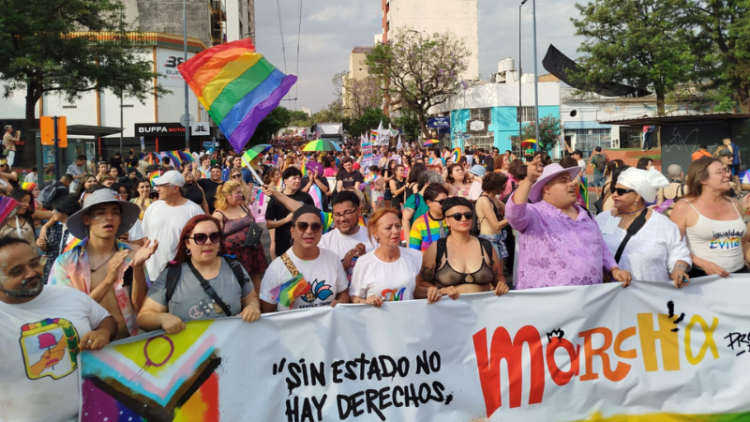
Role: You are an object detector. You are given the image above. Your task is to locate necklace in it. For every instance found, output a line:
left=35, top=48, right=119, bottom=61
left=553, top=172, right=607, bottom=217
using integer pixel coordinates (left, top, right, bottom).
left=88, top=247, right=119, bottom=272
left=617, top=205, right=646, bottom=215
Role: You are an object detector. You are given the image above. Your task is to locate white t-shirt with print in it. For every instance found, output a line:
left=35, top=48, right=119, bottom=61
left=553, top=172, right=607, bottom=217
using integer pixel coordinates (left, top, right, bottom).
left=350, top=247, right=422, bottom=302
left=0, top=286, right=110, bottom=422
left=319, top=227, right=378, bottom=282
left=260, top=248, right=349, bottom=311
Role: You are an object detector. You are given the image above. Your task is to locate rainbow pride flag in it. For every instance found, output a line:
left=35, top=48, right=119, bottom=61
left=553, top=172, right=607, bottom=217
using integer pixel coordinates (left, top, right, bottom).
left=0, top=196, right=18, bottom=225
left=578, top=177, right=589, bottom=209
left=269, top=274, right=311, bottom=307
left=178, top=38, right=297, bottom=153
left=149, top=171, right=160, bottom=187
left=321, top=211, right=335, bottom=234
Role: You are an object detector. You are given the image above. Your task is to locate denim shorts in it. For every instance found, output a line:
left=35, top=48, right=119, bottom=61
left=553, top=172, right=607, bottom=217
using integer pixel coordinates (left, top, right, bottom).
left=479, top=232, right=509, bottom=260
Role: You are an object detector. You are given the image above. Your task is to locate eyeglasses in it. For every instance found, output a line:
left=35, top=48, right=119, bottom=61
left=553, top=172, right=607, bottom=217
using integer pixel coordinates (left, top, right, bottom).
left=231, top=175, right=242, bottom=179
left=188, top=232, right=221, bottom=245
left=333, top=209, right=357, bottom=219
left=610, top=187, right=636, bottom=196
left=232, top=193, right=245, bottom=198
left=295, top=222, right=323, bottom=232
left=447, top=212, right=473, bottom=221
left=434, top=199, right=446, bottom=205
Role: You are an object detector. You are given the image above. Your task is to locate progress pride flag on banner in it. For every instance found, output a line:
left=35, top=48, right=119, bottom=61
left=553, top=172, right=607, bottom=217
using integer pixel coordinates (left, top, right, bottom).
left=80, top=277, right=750, bottom=421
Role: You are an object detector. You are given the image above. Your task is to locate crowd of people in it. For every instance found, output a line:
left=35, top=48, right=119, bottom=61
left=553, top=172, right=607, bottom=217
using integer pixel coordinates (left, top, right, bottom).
left=2, top=136, right=749, bottom=422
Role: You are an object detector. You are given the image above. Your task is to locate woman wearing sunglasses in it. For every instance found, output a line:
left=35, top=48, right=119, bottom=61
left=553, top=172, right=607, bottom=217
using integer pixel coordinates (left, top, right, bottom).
left=596, top=167, right=691, bottom=287
left=213, top=181, right=267, bottom=293
left=138, top=215, right=261, bottom=334
left=260, top=205, right=350, bottom=313
left=415, top=197, right=509, bottom=303
left=229, top=168, right=254, bottom=206
left=350, top=208, right=422, bottom=306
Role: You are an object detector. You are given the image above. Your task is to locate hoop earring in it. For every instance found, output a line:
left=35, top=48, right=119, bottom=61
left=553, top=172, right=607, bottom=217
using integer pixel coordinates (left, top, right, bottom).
left=186, top=249, right=191, bottom=256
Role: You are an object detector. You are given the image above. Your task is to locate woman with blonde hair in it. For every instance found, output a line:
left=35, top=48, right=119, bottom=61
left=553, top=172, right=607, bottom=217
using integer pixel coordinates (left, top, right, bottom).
left=229, top=167, right=254, bottom=206
left=282, top=154, right=297, bottom=171
left=212, top=181, right=267, bottom=291
left=350, top=208, right=423, bottom=306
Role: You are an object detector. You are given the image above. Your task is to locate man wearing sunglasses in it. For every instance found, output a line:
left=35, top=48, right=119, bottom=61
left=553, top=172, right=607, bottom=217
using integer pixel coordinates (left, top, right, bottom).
left=319, top=191, right=377, bottom=282
left=143, top=171, right=204, bottom=279
left=505, top=156, right=632, bottom=290
left=260, top=205, right=349, bottom=312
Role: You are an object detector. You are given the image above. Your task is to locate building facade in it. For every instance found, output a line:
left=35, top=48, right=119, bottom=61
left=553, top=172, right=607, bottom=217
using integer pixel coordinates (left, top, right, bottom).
left=376, top=0, right=479, bottom=82
left=430, top=59, right=560, bottom=153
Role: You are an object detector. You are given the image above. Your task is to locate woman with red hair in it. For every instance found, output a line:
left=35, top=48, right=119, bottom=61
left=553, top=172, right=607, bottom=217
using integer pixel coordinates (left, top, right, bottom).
left=350, top=208, right=423, bottom=306
left=137, top=215, right=261, bottom=334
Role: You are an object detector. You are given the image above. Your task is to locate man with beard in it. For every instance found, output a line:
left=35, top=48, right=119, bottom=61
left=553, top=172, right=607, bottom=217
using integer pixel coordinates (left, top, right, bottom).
left=49, top=189, right=158, bottom=339
left=265, top=167, right=315, bottom=257
left=319, top=191, right=378, bottom=282
left=0, top=237, right=116, bottom=422
left=197, top=165, right=225, bottom=213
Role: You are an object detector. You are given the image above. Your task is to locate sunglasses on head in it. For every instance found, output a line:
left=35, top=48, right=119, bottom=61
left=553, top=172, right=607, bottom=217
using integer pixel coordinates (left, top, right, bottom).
left=610, top=187, right=636, bottom=196
left=295, top=222, right=323, bottom=232
left=447, top=212, right=473, bottom=221
left=188, top=232, right=221, bottom=245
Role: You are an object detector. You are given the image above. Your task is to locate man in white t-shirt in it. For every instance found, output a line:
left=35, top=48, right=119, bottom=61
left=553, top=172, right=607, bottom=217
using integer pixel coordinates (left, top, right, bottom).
left=319, top=191, right=378, bottom=282
left=142, top=171, right=204, bottom=278
left=0, top=238, right=116, bottom=422
left=260, top=205, right=350, bottom=312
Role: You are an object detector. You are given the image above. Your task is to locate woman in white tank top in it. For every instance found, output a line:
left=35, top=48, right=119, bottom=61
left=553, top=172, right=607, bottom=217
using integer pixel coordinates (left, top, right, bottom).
left=670, top=158, right=749, bottom=277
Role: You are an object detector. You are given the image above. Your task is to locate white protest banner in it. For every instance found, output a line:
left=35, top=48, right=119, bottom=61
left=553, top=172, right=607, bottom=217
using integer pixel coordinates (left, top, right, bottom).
left=80, top=278, right=750, bottom=421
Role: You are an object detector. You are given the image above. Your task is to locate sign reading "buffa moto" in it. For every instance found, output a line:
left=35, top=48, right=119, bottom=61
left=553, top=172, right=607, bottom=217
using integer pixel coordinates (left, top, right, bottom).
left=135, top=123, right=186, bottom=137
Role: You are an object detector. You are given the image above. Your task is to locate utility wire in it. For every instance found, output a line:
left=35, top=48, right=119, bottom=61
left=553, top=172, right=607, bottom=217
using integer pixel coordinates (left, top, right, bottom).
left=275, top=0, right=288, bottom=74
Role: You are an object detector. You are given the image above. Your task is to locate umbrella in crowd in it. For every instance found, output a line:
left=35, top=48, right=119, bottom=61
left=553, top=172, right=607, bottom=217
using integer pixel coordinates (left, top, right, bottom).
left=242, top=144, right=273, bottom=168
left=522, top=139, right=538, bottom=149
left=302, top=139, right=341, bottom=152
left=423, top=139, right=439, bottom=147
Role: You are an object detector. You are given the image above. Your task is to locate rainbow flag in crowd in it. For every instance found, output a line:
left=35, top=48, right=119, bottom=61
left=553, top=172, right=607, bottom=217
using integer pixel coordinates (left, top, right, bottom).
left=577, top=177, right=589, bottom=209
left=166, top=151, right=183, bottom=169
left=149, top=171, right=160, bottom=187
left=62, top=236, right=82, bottom=253
left=269, top=274, right=311, bottom=307
left=178, top=38, right=297, bottom=152
left=364, top=172, right=378, bottom=184
left=0, top=196, right=18, bottom=225
left=321, top=211, right=335, bottom=234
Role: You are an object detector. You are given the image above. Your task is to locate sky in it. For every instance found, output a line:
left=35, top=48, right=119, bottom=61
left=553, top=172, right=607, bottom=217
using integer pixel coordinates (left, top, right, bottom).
left=255, top=0, right=585, bottom=113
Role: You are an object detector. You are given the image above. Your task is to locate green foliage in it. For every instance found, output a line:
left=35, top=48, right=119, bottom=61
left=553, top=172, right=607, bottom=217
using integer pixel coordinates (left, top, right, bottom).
left=366, top=28, right=470, bottom=138
left=348, top=107, right=390, bottom=137
left=0, top=0, right=165, bottom=164
left=393, top=111, right=421, bottom=140
left=571, top=0, right=695, bottom=115
left=248, top=106, right=291, bottom=147
left=520, top=116, right=561, bottom=151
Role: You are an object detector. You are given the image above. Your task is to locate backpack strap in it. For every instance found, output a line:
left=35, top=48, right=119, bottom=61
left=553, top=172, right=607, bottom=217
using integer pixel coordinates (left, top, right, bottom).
left=613, top=207, right=649, bottom=263
left=477, top=237, right=494, bottom=267
left=186, top=259, right=233, bottom=317
left=435, top=237, right=448, bottom=268
left=165, top=264, right=182, bottom=305
left=223, top=255, right=249, bottom=289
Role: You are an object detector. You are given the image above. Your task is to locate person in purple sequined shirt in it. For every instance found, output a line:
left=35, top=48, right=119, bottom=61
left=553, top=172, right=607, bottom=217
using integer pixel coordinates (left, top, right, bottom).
left=506, top=156, right=632, bottom=290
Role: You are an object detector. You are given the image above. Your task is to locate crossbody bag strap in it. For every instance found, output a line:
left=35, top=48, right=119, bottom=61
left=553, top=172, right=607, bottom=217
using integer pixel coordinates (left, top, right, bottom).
left=280, top=252, right=300, bottom=277
left=186, top=260, right=233, bottom=317
left=614, top=208, right=649, bottom=263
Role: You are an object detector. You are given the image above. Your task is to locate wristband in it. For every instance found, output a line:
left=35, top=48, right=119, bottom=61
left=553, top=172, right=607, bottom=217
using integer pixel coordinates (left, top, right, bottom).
left=674, top=263, right=688, bottom=271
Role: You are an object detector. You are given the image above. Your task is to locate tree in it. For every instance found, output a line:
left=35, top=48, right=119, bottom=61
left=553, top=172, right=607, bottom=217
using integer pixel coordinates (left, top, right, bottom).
left=343, top=75, right=384, bottom=119
left=366, top=28, right=470, bottom=138
left=685, top=0, right=750, bottom=111
left=348, top=107, right=390, bottom=138
left=520, top=116, right=561, bottom=151
left=0, top=0, right=165, bottom=166
left=393, top=111, right=421, bottom=140
left=249, top=106, right=291, bottom=146
left=571, top=0, right=695, bottom=115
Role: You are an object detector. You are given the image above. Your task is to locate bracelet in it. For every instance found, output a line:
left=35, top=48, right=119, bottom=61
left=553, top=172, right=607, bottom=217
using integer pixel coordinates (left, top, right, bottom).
left=674, top=263, right=688, bottom=271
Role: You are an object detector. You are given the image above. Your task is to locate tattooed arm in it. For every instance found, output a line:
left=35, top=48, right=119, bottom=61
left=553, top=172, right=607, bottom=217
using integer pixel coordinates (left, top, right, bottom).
left=414, top=242, right=439, bottom=300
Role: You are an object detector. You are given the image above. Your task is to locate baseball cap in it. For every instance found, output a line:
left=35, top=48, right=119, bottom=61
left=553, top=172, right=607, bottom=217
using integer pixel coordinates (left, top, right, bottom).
left=153, top=170, right=185, bottom=187
left=719, top=148, right=733, bottom=157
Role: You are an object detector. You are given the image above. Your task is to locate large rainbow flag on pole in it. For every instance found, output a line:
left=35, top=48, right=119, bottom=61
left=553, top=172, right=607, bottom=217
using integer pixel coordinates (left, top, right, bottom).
left=178, top=38, right=297, bottom=153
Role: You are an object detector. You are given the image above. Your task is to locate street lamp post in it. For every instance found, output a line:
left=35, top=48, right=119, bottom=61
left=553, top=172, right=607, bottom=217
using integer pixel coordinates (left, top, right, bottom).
left=183, top=0, right=190, bottom=150
left=519, top=0, right=527, bottom=155
left=532, top=0, right=541, bottom=146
